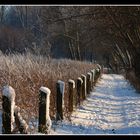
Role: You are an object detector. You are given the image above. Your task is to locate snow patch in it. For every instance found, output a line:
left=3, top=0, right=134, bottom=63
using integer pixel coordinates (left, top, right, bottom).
left=96, top=68, right=100, bottom=72
left=40, top=87, right=51, bottom=95
left=45, top=88, right=51, bottom=120
left=77, top=77, right=83, bottom=84
left=81, top=74, right=86, bottom=78
left=91, top=69, right=95, bottom=73
left=68, top=79, right=75, bottom=88
left=96, top=64, right=102, bottom=70
left=2, top=85, right=15, bottom=100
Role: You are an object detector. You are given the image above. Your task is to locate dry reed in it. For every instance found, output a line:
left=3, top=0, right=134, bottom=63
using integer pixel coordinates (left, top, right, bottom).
left=0, top=51, right=96, bottom=131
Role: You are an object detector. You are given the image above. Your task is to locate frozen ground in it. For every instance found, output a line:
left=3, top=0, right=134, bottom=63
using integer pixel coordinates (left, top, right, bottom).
left=51, top=74, right=140, bottom=135
left=1, top=74, right=140, bottom=135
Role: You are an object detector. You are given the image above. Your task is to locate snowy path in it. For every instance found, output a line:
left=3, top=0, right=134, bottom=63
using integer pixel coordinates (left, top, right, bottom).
left=51, top=74, right=140, bottom=135
left=1, top=74, right=140, bottom=134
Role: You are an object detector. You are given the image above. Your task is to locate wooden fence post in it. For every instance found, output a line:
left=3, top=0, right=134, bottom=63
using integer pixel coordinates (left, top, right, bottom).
left=38, top=87, right=51, bottom=134
left=91, top=69, right=95, bottom=87
left=94, top=68, right=99, bottom=83
left=76, top=77, right=83, bottom=106
left=2, top=85, right=15, bottom=134
left=81, top=74, right=86, bottom=100
left=87, top=72, right=92, bottom=95
left=96, top=64, right=102, bottom=75
left=96, top=68, right=100, bottom=80
left=56, top=80, right=65, bottom=121
left=68, top=79, right=75, bottom=113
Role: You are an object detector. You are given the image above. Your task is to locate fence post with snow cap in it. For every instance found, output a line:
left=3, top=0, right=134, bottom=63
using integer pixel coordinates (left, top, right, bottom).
left=91, top=69, right=95, bottom=87
left=38, top=87, right=51, bottom=134
left=96, top=64, right=102, bottom=74
left=81, top=74, right=86, bottom=100
left=76, top=77, right=83, bottom=106
left=87, top=72, right=92, bottom=95
left=56, top=80, right=65, bottom=121
left=96, top=64, right=102, bottom=78
left=68, top=79, right=75, bottom=113
left=94, top=68, right=100, bottom=82
left=2, top=85, right=15, bottom=134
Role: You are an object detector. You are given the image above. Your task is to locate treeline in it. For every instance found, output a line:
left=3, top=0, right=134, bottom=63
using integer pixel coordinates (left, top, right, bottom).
left=0, top=6, right=113, bottom=62
left=1, top=6, right=140, bottom=81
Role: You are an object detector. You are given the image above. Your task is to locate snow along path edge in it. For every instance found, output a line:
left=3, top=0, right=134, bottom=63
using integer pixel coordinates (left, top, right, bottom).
left=51, top=74, right=140, bottom=134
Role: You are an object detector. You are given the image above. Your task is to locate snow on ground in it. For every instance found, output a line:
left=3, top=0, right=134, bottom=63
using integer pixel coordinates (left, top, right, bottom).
left=51, top=74, right=140, bottom=135
left=1, top=74, right=140, bottom=135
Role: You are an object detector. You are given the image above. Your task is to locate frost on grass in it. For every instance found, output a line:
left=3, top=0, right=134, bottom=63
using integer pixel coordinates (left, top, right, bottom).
left=2, top=85, right=15, bottom=131
left=57, top=80, right=65, bottom=95
left=14, top=106, right=28, bottom=134
left=68, top=79, right=75, bottom=88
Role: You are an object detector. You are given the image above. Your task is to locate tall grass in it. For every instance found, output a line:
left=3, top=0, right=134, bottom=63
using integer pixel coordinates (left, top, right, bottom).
left=0, top=52, right=95, bottom=130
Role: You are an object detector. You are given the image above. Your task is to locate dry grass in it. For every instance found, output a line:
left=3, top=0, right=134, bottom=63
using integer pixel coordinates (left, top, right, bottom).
left=0, top=52, right=96, bottom=125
